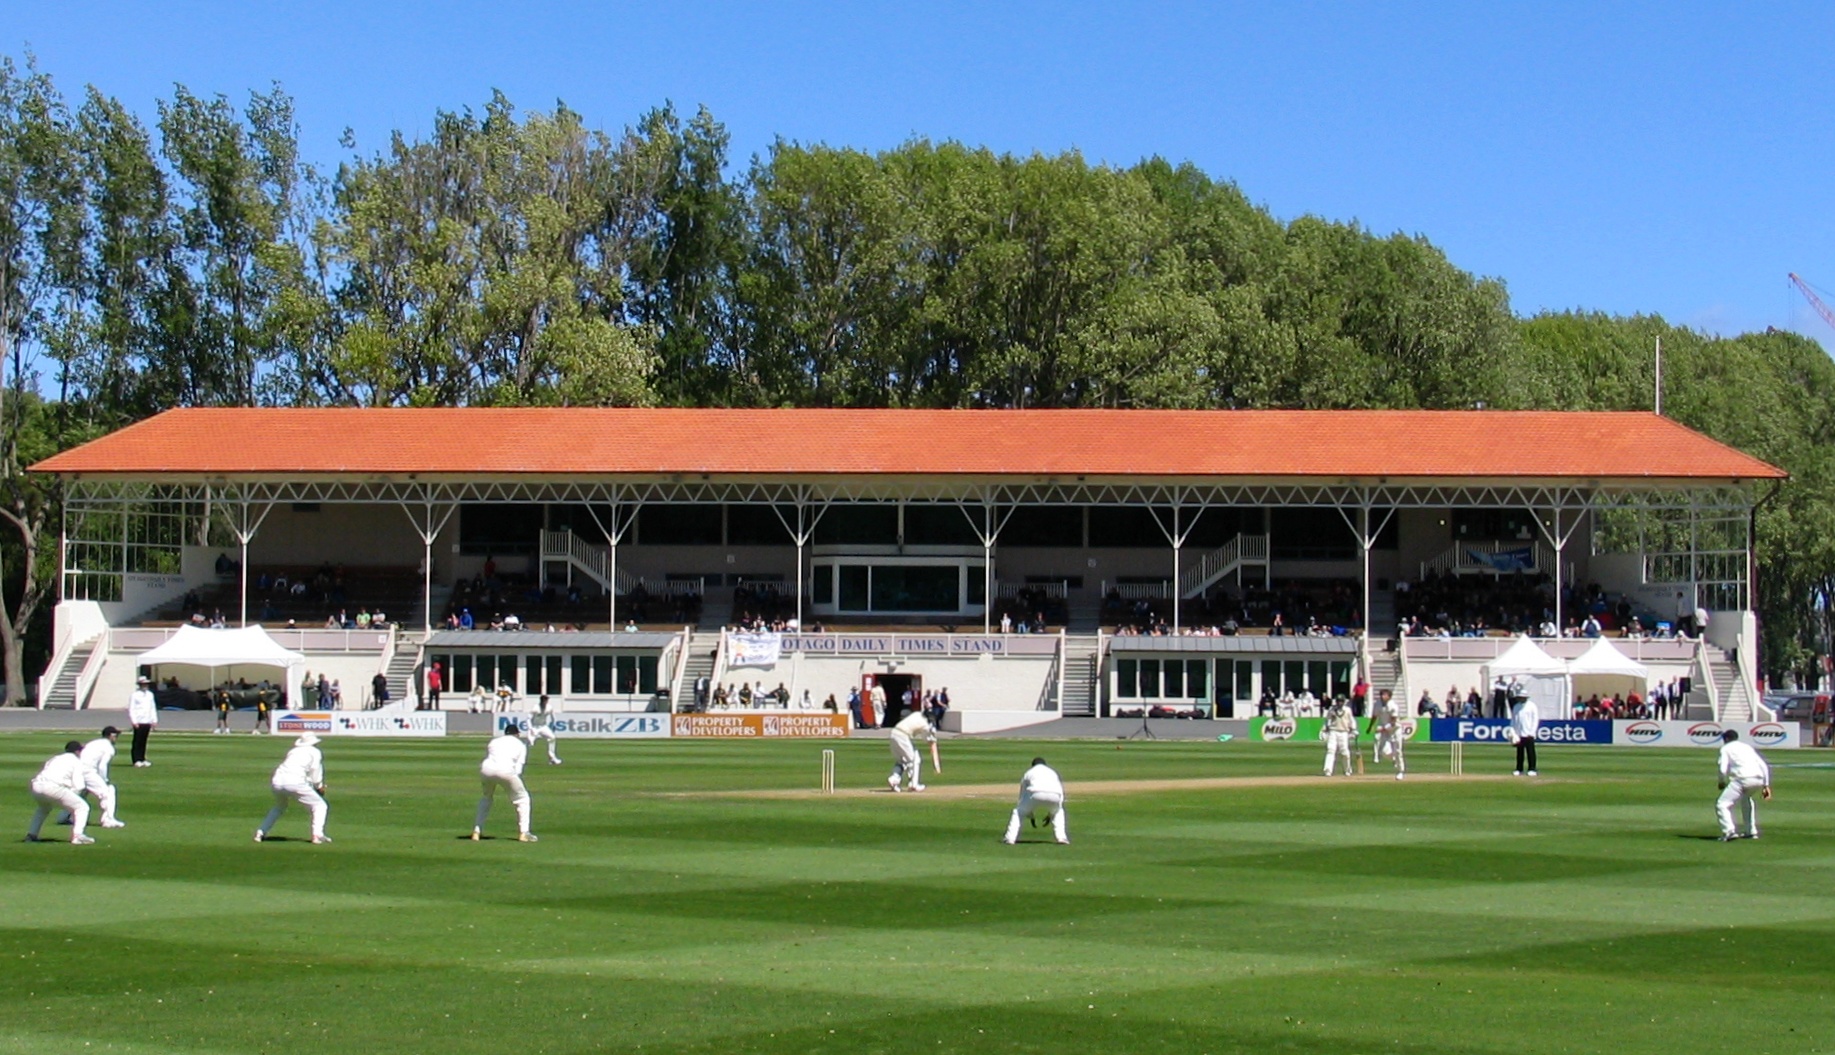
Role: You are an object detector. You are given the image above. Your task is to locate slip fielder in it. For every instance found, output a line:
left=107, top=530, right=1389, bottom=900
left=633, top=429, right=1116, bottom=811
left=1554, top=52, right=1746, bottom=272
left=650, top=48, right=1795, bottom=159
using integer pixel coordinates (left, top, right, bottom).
left=1002, top=757, right=1068, bottom=844
left=254, top=734, right=331, bottom=844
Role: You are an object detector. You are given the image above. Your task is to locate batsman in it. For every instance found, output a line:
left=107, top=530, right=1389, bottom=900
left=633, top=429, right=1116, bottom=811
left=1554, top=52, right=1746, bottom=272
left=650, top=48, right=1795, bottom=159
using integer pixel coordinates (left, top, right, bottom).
left=887, top=706, right=939, bottom=792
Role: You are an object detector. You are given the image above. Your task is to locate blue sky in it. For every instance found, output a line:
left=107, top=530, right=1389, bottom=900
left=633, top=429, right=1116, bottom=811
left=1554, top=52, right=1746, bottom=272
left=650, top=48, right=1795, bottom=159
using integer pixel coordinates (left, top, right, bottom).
left=12, top=1, right=1835, bottom=345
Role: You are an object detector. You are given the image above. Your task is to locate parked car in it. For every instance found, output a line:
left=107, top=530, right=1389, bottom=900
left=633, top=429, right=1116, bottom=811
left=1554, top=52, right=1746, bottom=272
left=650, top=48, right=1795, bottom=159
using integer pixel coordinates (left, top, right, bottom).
left=1761, top=691, right=1826, bottom=723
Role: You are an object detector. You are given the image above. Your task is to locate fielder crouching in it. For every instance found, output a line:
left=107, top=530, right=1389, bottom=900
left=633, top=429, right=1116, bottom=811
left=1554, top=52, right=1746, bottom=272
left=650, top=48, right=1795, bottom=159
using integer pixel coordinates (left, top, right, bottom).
left=1003, top=757, right=1068, bottom=844
left=887, top=707, right=937, bottom=792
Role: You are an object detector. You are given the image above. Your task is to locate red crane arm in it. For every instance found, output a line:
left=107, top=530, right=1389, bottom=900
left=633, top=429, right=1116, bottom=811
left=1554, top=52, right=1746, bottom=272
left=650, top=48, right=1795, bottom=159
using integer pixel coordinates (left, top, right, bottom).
left=1789, top=273, right=1835, bottom=334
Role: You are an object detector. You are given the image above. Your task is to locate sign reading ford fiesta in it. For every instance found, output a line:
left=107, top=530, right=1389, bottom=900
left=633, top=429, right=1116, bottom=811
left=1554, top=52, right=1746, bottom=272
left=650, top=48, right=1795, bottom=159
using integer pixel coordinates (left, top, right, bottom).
left=671, top=713, right=851, bottom=738
left=1429, top=718, right=1613, bottom=744
left=1251, top=717, right=1426, bottom=741
left=274, top=711, right=447, bottom=737
left=1615, top=720, right=1801, bottom=749
left=495, top=714, right=670, bottom=738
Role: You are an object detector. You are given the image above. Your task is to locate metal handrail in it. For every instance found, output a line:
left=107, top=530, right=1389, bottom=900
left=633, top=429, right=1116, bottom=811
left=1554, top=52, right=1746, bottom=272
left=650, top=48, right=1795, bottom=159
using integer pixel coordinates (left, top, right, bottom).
left=70, top=631, right=111, bottom=711
left=1179, top=533, right=1269, bottom=598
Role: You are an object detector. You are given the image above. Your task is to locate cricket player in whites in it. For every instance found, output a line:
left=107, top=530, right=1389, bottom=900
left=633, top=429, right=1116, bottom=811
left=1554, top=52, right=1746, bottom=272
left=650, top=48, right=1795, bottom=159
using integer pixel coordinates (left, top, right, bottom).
left=26, top=742, right=94, bottom=844
left=62, top=726, right=125, bottom=829
left=255, top=734, right=331, bottom=844
left=887, top=706, right=938, bottom=792
left=475, top=722, right=537, bottom=841
left=528, top=695, right=562, bottom=765
left=1369, top=696, right=1406, bottom=780
left=1003, top=757, right=1068, bottom=844
left=1322, top=697, right=1357, bottom=776
left=1716, top=729, right=1772, bottom=841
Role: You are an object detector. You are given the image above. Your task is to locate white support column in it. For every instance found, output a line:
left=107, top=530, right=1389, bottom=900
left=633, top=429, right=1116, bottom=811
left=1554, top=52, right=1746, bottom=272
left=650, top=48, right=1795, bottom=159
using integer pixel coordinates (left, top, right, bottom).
left=218, top=495, right=276, bottom=628
left=1337, top=498, right=1396, bottom=677
left=768, top=490, right=833, bottom=631
left=956, top=495, right=1017, bottom=634
left=585, top=492, right=640, bottom=630
left=1147, top=491, right=1210, bottom=633
left=397, top=497, right=459, bottom=638
left=1533, top=499, right=1587, bottom=636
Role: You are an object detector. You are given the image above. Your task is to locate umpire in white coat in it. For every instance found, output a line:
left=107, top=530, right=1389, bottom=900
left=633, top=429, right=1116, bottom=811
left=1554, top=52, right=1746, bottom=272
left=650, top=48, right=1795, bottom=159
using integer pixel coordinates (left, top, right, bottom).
left=1003, top=757, right=1069, bottom=844
left=1509, top=692, right=1540, bottom=776
left=26, top=741, right=94, bottom=844
left=255, top=734, right=331, bottom=844
left=127, top=675, right=157, bottom=766
left=1716, top=729, right=1772, bottom=840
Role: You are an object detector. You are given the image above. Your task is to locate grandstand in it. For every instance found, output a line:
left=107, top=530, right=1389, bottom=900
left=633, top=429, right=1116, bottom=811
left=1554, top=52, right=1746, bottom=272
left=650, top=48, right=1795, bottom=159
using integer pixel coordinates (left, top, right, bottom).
left=32, top=407, right=1782, bottom=730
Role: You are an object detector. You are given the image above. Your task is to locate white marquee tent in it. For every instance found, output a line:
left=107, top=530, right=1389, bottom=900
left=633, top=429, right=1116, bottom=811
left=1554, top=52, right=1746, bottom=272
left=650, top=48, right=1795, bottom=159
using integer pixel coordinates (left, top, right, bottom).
left=136, top=625, right=307, bottom=695
left=1482, top=635, right=1569, bottom=717
left=1565, top=637, right=1649, bottom=701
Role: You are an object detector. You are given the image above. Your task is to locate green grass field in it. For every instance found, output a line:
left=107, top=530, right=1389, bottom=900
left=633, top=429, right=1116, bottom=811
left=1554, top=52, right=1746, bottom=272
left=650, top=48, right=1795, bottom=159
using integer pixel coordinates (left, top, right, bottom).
left=1, top=732, right=1831, bottom=1054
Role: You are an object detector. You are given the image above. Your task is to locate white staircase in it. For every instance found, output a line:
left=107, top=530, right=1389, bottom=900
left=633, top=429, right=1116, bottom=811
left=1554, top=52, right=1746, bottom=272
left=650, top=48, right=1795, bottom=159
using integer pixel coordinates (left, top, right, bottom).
left=39, top=636, right=102, bottom=709
left=381, top=643, right=421, bottom=707
left=1708, top=651, right=1753, bottom=722
left=1179, top=534, right=1269, bottom=599
left=1364, top=646, right=1402, bottom=700
left=1057, top=634, right=1101, bottom=716
left=675, top=630, right=721, bottom=708
left=540, top=529, right=640, bottom=596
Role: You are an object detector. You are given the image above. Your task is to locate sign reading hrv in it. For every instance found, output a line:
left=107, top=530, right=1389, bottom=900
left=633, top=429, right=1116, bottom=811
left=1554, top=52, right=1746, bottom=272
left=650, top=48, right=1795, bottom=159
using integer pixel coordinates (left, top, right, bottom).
left=1614, top=719, right=1801, bottom=749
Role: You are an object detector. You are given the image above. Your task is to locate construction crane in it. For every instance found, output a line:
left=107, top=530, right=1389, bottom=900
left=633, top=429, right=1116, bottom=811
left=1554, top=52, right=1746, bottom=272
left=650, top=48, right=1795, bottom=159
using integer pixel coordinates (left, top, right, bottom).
left=1789, top=273, right=1835, bottom=334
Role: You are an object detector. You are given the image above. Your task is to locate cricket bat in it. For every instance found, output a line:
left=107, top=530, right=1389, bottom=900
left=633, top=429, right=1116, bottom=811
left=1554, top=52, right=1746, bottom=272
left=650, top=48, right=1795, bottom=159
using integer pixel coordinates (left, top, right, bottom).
left=930, top=740, right=942, bottom=775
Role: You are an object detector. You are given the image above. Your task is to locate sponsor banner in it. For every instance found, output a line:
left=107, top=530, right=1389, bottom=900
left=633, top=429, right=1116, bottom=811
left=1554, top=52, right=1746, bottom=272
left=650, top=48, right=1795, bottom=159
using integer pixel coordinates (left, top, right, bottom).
left=1466, top=546, right=1534, bottom=573
left=727, top=631, right=782, bottom=669
left=1430, top=718, right=1614, bottom=744
left=779, top=634, right=1059, bottom=656
left=496, top=713, right=671, bottom=738
left=1615, top=719, right=1801, bottom=749
left=274, top=711, right=448, bottom=737
left=671, top=713, right=851, bottom=738
left=1250, top=717, right=1427, bottom=742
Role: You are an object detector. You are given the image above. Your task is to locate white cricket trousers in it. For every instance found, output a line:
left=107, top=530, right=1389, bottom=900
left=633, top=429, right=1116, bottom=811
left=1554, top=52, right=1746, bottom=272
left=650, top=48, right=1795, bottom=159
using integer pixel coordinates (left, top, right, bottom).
left=1375, top=731, right=1406, bottom=773
left=1323, top=731, right=1354, bottom=775
left=1717, top=777, right=1765, bottom=837
left=1004, top=791, right=1067, bottom=844
left=887, top=731, right=921, bottom=788
left=259, top=782, right=327, bottom=840
left=63, top=770, right=117, bottom=826
left=532, top=726, right=561, bottom=763
left=477, top=766, right=531, bottom=834
left=28, top=781, right=87, bottom=840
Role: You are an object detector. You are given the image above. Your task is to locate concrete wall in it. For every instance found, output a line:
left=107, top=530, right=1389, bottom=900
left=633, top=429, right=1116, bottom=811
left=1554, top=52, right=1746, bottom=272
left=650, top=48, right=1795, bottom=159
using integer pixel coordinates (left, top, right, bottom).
left=715, top=653, right=1057, bottom=714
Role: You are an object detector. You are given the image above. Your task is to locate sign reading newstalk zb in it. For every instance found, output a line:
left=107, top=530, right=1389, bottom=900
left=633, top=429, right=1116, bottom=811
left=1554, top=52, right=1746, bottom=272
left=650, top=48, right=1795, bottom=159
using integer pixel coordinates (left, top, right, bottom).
left=495, top=713, right=670, bottom=738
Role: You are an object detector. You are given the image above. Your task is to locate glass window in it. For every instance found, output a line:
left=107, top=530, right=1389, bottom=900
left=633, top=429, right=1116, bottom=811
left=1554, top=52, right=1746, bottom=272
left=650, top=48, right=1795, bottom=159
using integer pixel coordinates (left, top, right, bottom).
left=869, top=565, right=960, bottom=612
left=1262, top=659, right=1282, bottom=696
left=616, top=655, right=638, bottom=694
left=966, top=566, right=985, bottom=605
left=476, top=655, right=496, bottom=692
left=571, top=655, right=589, bottom=694
left=1117, top=659, right=1137, bottom=698
left=1164, top=659, right=1183, bottom=699
left=591, top=656, right=613, bottom=694
left=1187, top=660, right=1209, bottom=701
left=1139, top=659, right=1161, bottom=699
left=839, top=565, right=869, bottom=611
left=812, top=564, right=834, bottom=605
left=526, top=655, right=544, bottom=695
left=638, top=656, right=658, bottom=694
left=1284, top=661, right=1305, bottom=695
left=450, top=654, right=473, bottom=693
left=1309, top=662, right=1328, bottom=696
left=1330, top=661, right=1352, bottom=698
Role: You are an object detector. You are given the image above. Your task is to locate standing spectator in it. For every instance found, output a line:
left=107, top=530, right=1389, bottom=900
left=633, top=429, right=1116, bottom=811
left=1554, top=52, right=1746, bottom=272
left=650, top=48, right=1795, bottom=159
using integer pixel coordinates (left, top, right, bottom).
left=1002, top=757, right=1068, bottom=845
left=214, top=689, right=232, bottom=735
left=425, top=662, right=443, bottom=711
left=254, top=734, right=331, bottom=844
left=1351, top=676, right=1369, bottom=718
left=328, top=679, right=343, bottom=709
left=253, top=690, right=272, bottom=735
left=1715, top=730, right=1772, bottom=841
left=25, top=741, right=94, bottom=844
left=847, top=685, right=864, bottom=728
left=694, top=673, right=710, bottom=711
left=371, top=671, right=390, bottom=709
left=127, top=675, right=157, bottom=767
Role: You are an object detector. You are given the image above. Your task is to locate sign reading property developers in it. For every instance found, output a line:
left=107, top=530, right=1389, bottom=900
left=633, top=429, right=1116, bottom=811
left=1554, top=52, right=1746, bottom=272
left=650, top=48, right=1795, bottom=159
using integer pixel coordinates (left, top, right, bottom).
left=496, top=713, right=670, bottom=738
left=671, top=713, right=851, bottom=738
left=1613, top=719, right=1800, bottom=749
left=1429, top=718, right=1613, bottom=744
left=275, top=711, right=448, bottom=737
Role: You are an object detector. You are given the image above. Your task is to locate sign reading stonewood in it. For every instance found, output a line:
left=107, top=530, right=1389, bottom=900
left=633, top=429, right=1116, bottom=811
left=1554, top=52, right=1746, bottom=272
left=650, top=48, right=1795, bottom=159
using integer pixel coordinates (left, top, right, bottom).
left=671, top=714, right=850, bottom=738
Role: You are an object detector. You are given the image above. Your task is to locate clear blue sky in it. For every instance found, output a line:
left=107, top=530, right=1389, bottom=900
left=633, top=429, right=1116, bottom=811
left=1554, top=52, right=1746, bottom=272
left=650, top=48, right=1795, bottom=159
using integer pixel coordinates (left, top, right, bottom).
left=13, top=1, right=1835, bottom=345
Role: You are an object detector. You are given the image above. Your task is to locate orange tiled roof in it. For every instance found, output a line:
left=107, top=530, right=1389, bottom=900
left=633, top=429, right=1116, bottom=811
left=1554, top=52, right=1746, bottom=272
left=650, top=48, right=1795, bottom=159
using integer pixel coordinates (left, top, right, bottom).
left=31, top=408, right=1785, bottom=481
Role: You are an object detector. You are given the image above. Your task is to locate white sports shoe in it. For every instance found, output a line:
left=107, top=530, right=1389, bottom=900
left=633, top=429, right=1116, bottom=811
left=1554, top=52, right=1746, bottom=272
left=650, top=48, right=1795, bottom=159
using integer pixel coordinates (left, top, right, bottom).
left=887, top=775, right=900, bottom=791
left=101, top=820, right=126, bottom=828
left=311, top=835, right=333, bottom=845
left=911, top=784, right=926, bottom=792
left=1395, top=772, right=1405, bottom=781
left=71, top=834, right=95, bottom=845
left=253, top=830, right=264, bottom=843
left=518, top=832, right=539, bottom=843
left=1527, top=770, right=1538, bottom=776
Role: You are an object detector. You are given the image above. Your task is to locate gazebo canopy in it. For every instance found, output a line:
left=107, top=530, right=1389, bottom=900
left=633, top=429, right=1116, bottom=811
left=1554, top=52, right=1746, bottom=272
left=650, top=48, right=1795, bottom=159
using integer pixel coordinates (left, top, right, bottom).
left=137, top=625, right=306, bottom=687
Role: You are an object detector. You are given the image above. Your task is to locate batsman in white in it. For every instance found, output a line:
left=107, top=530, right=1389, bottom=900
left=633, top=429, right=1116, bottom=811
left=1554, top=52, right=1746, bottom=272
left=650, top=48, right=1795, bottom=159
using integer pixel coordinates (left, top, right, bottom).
left=254, top=733, right=331, bottom=844
left=886, top=707, right=937, bottom=792
left=1368, top=697, right=1406, bottom=780
left=1002, top=756, right=1068, bottom=844
left=25, top=741, right=94, bottom=844
left=528, top=694, right=562, bottom=765
left=61, top=725, right=126, bottom=828
left=1716, top=729, right=1772, bottom=841
left=474, top=722, right=538, bottom=842
left=1321, top=697, right=1357, bottom=776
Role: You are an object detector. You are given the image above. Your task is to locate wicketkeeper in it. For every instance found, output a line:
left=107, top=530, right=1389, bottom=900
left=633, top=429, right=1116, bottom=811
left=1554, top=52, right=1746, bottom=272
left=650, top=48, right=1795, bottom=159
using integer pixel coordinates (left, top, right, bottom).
left=1003, top=756, right=1068, bottom=844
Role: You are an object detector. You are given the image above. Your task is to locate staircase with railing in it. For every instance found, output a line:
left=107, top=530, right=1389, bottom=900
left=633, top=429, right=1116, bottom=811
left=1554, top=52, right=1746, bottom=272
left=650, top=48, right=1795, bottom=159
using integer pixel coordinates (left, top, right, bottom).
left=1178, top=534, right=1270, bottom=599
left=674, top=630, right=721, bottom=709
left=540, top=529, right=640, bottom=596
left=39, top=635, right=104, bottom=709
left=1058, top=634, right=1102, bottom=717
